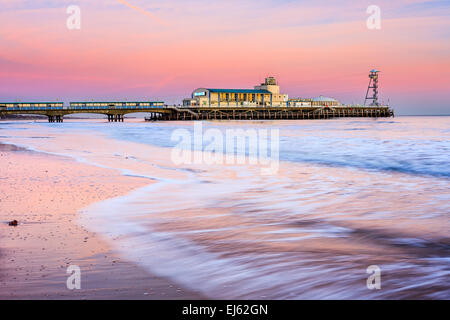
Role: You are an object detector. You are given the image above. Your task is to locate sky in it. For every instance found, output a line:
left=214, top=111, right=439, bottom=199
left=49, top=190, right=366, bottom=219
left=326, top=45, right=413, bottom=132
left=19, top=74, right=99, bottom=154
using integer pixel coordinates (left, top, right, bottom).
left=0, top=0, right=449, bottom=115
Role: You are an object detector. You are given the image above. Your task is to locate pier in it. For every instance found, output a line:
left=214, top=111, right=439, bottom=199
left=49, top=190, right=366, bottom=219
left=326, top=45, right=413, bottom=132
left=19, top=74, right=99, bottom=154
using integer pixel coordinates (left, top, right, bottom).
left=0, top=104, right=394, bottom=122
left=0, top=71, right=396, bottom=123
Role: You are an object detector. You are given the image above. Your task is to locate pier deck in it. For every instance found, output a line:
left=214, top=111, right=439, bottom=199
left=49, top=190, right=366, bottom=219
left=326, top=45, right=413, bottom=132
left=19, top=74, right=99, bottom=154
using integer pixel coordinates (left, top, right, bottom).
left=146, top=106, right=394, bottom=121
left=0, top=106, right=171, bottom=122
left=0, top=105, right=394, bottom=122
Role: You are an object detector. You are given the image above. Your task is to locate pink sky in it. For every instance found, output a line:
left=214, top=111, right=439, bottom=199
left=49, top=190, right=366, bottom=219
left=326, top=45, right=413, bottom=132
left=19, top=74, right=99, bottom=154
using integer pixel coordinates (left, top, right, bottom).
left=0, top=0, right=449, bottom=114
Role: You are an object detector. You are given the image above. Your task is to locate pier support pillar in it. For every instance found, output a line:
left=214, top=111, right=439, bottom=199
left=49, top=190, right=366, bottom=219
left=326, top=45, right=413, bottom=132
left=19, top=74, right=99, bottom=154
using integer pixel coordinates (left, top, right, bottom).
left=110, top=114, right=124, bottom=122
left=48, top=115, right=63, bottom=123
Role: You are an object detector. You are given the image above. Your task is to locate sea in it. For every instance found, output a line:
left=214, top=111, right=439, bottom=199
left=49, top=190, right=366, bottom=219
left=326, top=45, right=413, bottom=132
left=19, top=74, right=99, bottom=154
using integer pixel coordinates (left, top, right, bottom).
left=1, top=116, right=449, bottom=299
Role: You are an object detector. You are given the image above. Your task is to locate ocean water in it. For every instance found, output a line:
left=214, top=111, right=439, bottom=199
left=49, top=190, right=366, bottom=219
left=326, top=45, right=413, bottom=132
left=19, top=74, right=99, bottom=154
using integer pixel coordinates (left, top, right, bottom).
left=1, top=116, right=449, bottom=299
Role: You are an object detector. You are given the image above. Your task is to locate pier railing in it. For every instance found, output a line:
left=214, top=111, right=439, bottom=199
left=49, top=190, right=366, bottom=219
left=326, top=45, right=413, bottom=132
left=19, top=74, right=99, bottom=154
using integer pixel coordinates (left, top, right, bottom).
left=0, top=105, right=394, bottom=122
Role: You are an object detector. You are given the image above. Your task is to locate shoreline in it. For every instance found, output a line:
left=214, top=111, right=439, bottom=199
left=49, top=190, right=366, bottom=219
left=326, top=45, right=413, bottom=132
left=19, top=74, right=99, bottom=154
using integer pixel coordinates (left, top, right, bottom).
left=0, top=142, right=204, bottom=299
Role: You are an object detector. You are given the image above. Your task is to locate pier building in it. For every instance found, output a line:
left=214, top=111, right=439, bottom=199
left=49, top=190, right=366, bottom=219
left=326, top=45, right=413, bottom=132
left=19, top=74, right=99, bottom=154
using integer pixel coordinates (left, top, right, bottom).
left=184, top=77, right=289, bottom=107
left=69, top=101, right=164, bottom=109
left=0, top=102, right=64, bottom=110
left=311, top=96, right=340, bottom=106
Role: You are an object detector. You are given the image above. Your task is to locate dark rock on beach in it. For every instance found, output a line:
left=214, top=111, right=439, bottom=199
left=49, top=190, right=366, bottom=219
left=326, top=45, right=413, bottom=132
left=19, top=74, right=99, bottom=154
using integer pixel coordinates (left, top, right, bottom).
left=8, top=220, right=18, bottom=226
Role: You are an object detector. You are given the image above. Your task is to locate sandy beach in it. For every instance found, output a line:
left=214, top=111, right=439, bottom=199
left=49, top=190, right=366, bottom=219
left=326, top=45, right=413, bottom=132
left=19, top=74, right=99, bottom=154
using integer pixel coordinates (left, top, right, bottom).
left=0, top=118, right=448, bottom=299
left=0, top=142, right=203, bottom=299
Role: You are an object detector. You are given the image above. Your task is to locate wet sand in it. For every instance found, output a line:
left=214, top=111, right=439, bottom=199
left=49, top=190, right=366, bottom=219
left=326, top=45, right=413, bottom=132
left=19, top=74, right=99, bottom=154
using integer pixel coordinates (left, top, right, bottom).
left=0, top=143, right=203, bottom=299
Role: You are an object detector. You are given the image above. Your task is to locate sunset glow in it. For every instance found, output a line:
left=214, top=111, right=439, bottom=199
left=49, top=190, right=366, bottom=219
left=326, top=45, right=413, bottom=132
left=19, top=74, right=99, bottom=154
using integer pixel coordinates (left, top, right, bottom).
left=1, top=0, right=449, bottom=114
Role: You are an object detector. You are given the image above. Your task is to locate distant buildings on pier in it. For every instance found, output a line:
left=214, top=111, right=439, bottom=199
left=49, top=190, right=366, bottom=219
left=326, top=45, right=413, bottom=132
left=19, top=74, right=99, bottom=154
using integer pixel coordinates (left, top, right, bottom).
left=0, top=77, right=341, bottom=110
left=183, top=77, right=340, bottom=108
left=0, top=102, right=64, bottom=110
left=0, top=101, right=164, bottom=111
left=69, top=101, right=164, bottom=109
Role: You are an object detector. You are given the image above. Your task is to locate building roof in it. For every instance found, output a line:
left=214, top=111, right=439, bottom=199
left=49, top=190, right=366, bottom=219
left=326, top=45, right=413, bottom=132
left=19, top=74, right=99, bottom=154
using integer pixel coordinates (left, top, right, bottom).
left=206, top=89, right=272, bottom=94
left=70, top=101, right=163, bottom=104
left=312, top=96, right=337, bottom=102
left=1, top=102, right=63, bottom=104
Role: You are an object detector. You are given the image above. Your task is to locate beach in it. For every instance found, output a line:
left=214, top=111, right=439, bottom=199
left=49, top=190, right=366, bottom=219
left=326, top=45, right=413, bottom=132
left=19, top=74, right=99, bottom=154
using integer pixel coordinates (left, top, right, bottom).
left=0, top=117, right=449, bottom=299
left=0, top=140, right=203, bottom=299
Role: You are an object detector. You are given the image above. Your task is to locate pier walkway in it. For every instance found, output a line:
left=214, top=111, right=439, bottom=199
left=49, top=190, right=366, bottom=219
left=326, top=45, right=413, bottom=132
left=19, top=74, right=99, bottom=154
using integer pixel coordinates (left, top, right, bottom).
left=145, top=106, right=394, bottom=121
left=0, top=105, right=394, bottom=122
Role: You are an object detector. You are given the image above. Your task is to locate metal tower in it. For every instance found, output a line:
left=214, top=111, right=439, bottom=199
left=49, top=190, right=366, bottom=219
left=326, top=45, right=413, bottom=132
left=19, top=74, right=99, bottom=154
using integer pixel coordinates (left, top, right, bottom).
left=365, top=69, right=380, bottom=106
